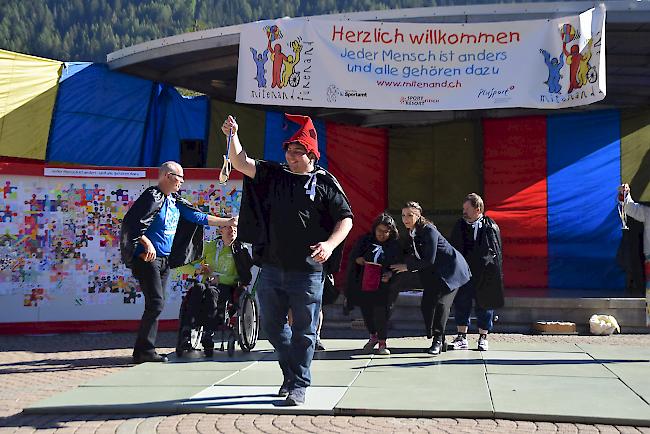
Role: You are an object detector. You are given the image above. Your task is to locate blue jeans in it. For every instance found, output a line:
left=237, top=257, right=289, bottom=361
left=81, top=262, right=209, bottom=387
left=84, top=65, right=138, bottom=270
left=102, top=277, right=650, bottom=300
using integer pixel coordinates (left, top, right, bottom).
left=257, top=265, right=324, bottom=389
left=453, top=280, right=494, bottom=332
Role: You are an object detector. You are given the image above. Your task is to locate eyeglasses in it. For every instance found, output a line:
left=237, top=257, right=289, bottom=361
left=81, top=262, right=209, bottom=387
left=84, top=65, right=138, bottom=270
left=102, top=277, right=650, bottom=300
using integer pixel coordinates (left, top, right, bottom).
left=285, top=148, right=308, bottom=157
left=168, top=172, right=184, bottom=181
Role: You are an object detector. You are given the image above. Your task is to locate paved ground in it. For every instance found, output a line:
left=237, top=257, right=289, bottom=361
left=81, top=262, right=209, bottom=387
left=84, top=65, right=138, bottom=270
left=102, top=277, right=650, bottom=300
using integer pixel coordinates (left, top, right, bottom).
left=1, top=331, right=650, bottom=433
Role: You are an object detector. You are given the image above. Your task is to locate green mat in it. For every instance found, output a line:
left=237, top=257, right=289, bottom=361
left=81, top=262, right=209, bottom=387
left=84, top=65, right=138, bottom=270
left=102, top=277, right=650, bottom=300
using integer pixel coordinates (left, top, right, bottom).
left=25, top=338, right=650, bottom=426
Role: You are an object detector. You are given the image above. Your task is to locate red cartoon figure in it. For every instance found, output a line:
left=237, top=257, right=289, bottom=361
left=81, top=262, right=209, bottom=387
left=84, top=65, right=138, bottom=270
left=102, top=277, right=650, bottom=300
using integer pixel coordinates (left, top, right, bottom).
left=563, top=42, right=581, bottom=93
left=561, top=23, right=593, bottom=93
left=268, top=38, right=288, bottom=88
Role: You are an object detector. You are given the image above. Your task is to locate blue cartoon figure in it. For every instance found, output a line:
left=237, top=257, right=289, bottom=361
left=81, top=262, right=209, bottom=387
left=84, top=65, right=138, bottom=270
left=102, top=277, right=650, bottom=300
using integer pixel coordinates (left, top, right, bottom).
left=540, top=49, right=564, bottom=94
left=250, top=47, right=269, bottom=88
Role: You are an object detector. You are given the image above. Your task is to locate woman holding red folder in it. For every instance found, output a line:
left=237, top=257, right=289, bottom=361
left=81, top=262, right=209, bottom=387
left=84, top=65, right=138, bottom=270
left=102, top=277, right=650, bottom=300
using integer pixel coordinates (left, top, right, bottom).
left=345, top=213, right=402, bottom=355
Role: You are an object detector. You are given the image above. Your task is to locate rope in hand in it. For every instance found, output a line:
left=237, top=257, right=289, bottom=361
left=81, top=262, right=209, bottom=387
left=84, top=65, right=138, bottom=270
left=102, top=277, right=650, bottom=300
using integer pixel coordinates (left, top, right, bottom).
left=218, top=117, right=235, bottom=185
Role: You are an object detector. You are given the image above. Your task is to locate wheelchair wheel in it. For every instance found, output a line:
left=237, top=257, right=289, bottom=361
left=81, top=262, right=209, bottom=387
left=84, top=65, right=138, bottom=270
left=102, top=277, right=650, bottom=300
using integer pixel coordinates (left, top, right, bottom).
left=587, top=66, right=598, bottom=84
left=288, top=71, right=300, bottom=87
left=237, top=291, right=259, bottom=352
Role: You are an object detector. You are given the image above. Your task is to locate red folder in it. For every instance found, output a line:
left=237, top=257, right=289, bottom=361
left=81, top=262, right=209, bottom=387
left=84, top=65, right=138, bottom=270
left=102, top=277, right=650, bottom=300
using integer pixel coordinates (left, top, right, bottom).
left=361, top=262, right=382, bottom=292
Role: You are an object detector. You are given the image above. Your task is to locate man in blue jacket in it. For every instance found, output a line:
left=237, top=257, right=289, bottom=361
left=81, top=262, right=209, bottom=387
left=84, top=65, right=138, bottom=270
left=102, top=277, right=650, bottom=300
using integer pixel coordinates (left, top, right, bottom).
left=120, top=161, right=236, bottom=364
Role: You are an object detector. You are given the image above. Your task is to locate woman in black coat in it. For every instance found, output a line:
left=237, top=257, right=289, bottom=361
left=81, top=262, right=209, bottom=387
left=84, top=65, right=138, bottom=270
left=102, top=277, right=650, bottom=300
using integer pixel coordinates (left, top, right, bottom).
left=391, top=201, right=471, bottom=355
left=345, top=213, right=402, bottom=355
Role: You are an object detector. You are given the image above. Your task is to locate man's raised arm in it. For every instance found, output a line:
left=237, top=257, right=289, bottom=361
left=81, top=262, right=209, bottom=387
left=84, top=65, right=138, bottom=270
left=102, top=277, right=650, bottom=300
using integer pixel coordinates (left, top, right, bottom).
left=222, top=115, right=257, bottom=179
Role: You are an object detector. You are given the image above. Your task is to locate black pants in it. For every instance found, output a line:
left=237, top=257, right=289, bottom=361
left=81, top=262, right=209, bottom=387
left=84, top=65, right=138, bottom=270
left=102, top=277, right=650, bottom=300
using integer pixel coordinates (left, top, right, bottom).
left=420, top=278, right=458, bottom=339
left=181, top=282, right=221, bottom=346
left=131, top=256, right=169, bottom=356
left=360, top=303, right=391, bottom=340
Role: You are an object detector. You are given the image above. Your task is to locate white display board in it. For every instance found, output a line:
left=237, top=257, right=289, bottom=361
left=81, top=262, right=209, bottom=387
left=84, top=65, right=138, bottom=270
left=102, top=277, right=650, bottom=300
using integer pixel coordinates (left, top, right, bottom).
left=0, top=167, right=243, bottom=330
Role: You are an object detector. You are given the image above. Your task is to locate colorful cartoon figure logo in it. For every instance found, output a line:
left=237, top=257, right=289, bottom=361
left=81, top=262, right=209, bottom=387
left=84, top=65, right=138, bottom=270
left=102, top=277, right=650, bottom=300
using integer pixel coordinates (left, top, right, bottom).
left=250, top=25, right=302, bottom=89
left=540, top=23, right=598, bottom=94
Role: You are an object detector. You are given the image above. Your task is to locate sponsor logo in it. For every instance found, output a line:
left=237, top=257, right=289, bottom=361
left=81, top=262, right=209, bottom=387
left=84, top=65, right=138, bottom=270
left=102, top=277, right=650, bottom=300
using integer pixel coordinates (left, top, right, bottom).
left=477, top=85, right=515, bottom=102
left=327, top=85, right=367, bottom=103
left=399, top=95, right=439, bottom=106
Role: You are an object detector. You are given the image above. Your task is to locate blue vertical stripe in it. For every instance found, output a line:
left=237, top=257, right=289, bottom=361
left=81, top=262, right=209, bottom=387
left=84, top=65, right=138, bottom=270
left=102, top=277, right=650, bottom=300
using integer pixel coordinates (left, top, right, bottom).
left=547, top=110, right=624, bottom=290
left=142, top=85, right=209, bottom=166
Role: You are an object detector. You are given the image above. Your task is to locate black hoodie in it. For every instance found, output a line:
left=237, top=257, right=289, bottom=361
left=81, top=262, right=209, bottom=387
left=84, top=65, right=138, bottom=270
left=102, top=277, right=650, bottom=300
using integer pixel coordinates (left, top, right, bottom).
left=120, top=186, right=205, bottom=269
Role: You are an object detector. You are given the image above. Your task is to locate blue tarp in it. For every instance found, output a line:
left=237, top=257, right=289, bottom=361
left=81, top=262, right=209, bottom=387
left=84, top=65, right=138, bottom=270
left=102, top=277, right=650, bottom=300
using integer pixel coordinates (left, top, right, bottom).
left=46, top=64, right=153, bottom=166
left=142, top=85, right=209, bottom=166
left=141, top=84, right=165, bottom=167
left=59, top=62, right=93, bottom=82
left=547, top=110, right=624, bottom=290
left=263, top=111, right=328, bottom=169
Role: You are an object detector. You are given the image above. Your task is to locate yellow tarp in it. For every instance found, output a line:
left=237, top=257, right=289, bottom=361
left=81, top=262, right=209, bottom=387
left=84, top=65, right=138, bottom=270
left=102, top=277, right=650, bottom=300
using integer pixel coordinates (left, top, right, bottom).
left=621, top=109, right=650, bottom=202
left=207, top=99, right=266, bottom=167
left=0, top=50, right=62, bottom=160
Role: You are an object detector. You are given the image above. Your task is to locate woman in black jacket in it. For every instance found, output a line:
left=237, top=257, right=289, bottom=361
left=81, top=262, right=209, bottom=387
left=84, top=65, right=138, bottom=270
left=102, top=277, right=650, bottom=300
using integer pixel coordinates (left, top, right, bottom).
left=345, top=213, right=402, bottom=355
left=391, top=202, right=471, bottom=355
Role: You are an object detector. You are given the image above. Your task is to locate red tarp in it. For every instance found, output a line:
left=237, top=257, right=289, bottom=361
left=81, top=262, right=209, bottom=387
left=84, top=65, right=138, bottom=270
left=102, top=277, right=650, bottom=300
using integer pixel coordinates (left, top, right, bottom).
left=325, top=123, right=388, bottom=289
left=483, top=117, right=548, bottom=289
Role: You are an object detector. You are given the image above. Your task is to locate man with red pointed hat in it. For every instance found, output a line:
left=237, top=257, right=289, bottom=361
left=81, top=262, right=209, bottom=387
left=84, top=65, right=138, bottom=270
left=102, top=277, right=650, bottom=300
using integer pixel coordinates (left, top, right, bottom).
left=221, top=114, right=353, bottom=406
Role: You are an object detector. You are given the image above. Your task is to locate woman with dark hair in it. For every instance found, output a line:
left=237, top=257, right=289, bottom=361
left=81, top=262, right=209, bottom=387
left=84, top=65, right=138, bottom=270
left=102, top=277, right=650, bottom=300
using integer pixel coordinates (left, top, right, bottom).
left=345, top=213, right=402, bottom=355
left=391, top=202, right=471, bottom=355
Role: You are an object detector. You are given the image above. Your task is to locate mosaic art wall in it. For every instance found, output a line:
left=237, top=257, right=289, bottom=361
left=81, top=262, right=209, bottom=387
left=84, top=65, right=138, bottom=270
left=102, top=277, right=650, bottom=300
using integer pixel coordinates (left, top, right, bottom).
left=0, top=171, right=243, bottom=325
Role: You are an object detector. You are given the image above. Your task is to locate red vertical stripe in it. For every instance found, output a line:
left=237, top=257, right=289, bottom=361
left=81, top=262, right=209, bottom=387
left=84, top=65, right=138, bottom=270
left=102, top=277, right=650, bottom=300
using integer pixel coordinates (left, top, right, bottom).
left=483, top=117, right=548, bottom=290
left=325, top=122, right=388, bottom=287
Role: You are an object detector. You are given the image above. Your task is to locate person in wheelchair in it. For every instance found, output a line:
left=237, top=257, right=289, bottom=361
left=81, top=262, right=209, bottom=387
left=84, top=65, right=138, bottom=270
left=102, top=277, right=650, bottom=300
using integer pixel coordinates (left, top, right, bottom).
left=176, top=223, right=254, bottom=356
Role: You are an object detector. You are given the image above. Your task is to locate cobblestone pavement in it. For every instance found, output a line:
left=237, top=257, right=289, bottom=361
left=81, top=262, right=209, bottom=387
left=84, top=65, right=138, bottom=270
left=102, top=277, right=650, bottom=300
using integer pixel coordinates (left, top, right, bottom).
left=1, top=331, right=649, bottom=433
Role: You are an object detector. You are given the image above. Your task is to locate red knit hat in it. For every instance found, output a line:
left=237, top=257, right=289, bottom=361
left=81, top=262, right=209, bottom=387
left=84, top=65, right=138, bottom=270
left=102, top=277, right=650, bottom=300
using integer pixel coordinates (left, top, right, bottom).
left=283, top=114, right=319, bottom=160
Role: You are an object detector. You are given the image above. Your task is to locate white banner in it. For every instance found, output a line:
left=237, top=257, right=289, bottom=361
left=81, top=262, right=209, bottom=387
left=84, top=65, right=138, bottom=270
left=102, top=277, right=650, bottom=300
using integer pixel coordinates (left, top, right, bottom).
left=236, top=7, right=605, bottom=111
left=44, top=168, right=146, bottom=178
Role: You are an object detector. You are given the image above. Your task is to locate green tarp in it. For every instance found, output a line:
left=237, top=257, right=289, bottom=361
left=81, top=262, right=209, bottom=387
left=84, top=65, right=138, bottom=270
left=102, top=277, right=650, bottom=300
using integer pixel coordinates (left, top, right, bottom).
left=621, top=109, right=650, bottom=202
left=388, top=121, right=481, bottom=234
left=208, top=100, right=266, bottom=167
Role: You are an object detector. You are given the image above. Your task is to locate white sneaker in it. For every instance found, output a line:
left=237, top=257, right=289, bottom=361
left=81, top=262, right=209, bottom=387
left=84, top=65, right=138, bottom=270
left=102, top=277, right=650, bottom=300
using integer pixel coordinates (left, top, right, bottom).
left=451, top=334, right=469, bottom=350
left=376, top=342, right=390, bottom=355
left=477, top=335, right=489, bottom=351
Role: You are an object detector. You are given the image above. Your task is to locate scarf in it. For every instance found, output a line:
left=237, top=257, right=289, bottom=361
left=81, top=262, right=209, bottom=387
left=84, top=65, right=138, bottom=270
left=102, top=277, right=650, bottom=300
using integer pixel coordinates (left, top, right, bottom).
left=409, top=228, right=421, bottom=260
left=464, top=214, right=484, bottom=241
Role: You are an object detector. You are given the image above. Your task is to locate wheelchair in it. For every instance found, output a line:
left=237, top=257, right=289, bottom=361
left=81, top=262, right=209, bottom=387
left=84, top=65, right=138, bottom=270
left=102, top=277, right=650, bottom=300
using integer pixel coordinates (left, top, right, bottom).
left=175, top=276, right=259, bottom=357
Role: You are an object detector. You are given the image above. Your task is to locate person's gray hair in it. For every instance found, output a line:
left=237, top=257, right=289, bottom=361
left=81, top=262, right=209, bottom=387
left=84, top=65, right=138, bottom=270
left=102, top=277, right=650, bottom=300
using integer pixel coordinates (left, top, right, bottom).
left=159, top=161, right=181, bottom=176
